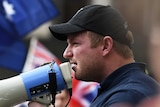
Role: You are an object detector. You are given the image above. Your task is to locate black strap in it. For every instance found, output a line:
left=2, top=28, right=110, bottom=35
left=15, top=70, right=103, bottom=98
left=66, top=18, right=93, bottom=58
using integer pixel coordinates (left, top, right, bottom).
left=49, top=72, right=57, bottom=106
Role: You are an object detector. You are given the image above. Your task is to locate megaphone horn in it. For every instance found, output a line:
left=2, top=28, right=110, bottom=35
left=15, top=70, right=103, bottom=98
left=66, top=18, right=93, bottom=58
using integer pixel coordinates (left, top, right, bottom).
left=0, top=62, right=72, bottom=107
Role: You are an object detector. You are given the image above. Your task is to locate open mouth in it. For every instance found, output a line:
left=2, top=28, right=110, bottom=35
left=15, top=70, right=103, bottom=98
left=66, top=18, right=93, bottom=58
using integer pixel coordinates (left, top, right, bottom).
left=70, top=62, right=77, bottom=72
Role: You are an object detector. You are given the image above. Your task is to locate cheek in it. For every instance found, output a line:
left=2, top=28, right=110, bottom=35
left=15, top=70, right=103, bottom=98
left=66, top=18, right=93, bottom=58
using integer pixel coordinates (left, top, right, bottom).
left=73, top=47, right=88, bottom=58
left=78, top=49, right=101, bottom=71
left=75, top=47, right=101, bottom=62
left=74, top=46, right=102, bottom=70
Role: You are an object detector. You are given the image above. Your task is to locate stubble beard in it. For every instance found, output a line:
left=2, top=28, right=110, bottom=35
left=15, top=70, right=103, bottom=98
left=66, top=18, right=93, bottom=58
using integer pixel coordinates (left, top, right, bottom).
left=75, top=60, right=99, bottom=82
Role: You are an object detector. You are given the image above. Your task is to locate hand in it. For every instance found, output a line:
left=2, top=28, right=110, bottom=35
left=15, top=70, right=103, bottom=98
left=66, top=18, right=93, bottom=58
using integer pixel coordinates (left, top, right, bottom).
left=28, top=101, right=48, bottom=107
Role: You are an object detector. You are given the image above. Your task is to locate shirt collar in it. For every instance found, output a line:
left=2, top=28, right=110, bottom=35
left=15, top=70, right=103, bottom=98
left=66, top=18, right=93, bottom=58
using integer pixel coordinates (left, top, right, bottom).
left=99, top=62, right=146, bottom=93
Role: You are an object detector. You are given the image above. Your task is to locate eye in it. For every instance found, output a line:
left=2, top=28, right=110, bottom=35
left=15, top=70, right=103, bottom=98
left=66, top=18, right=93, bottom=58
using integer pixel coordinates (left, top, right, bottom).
left=72, top=42, right=80, bottom=47
left=72, top=42, right=78, bottom=45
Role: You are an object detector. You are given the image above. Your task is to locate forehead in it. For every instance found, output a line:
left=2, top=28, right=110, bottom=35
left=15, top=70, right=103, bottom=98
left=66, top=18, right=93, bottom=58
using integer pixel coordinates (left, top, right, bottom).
left=67, top=31, right=89, bottom=41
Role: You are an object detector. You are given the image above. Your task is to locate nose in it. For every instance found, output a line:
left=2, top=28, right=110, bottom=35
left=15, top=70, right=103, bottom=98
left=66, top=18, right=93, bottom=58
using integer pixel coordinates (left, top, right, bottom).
left=63, top=46, right=73, bottom=59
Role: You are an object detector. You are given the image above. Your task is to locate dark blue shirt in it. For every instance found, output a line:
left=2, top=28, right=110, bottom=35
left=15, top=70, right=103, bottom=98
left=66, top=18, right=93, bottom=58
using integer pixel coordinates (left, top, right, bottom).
left=90, top=63, right=160, bottom=107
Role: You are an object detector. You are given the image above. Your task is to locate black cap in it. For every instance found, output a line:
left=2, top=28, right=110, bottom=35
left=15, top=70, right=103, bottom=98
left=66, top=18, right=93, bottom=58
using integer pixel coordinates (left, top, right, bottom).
left=49, top=5, right=130, bottom=46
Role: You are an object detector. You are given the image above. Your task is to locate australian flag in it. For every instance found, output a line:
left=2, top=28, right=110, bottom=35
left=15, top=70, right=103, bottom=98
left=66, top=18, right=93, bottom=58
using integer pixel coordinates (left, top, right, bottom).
left=0, top=0, right=58, bottom=72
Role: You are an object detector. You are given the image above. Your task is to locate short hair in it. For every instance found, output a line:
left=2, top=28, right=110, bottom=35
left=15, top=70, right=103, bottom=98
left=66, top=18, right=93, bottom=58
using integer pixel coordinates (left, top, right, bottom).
left=113, top=31, right=134, bottom=59
left=87, top=31, right=104, bottom=48
left=87, top=31, right=134, bottom=59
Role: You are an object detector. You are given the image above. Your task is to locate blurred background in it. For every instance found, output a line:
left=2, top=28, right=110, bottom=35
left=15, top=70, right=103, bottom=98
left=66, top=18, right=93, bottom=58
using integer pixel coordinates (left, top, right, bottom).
left=1, top=0, right=160, bottom=107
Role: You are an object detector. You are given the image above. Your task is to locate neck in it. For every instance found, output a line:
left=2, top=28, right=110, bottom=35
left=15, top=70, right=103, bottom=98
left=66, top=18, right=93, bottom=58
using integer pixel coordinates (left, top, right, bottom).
left=100, top=53, right=135, bottom=82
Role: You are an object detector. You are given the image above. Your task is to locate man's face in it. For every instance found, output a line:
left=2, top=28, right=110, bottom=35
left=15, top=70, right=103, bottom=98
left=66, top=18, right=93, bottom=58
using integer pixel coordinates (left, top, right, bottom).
left=63, top=31, right=103, bottom=82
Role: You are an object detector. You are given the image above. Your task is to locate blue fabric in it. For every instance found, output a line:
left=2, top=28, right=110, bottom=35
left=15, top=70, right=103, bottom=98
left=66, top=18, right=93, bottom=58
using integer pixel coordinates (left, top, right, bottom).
left=90, top=63, right=160, bottom=107
left=4, top=0, right=58, bottom=36
left=0, top=41, right=27, bottom=72
left=0, top=0, right=58, bottom=72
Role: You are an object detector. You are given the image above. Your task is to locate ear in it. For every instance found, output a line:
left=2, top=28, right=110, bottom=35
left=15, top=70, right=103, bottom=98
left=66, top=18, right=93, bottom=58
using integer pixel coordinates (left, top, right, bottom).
left=102, top=36, right=113, bottom=56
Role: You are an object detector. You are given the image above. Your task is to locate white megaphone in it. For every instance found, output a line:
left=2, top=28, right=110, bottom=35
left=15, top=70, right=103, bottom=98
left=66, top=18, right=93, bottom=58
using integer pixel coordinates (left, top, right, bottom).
left=0, top=62, right=72, bottom=107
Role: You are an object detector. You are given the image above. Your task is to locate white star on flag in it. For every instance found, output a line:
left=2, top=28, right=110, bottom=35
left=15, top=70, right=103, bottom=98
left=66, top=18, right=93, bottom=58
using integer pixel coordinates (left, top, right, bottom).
left=3, top=0, right=15, bottom=21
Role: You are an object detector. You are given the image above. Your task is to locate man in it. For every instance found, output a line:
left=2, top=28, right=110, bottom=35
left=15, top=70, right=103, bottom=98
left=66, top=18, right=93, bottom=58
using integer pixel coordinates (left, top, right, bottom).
left=49, top=5, right=160, bottom=107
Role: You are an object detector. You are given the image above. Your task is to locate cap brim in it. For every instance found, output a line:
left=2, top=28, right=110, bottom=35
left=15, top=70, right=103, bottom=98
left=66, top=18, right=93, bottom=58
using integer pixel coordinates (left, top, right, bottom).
left=49, top=22, right=85, bottom=41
